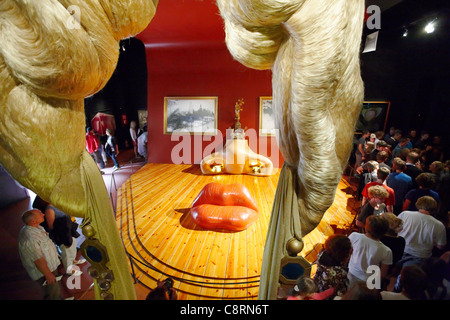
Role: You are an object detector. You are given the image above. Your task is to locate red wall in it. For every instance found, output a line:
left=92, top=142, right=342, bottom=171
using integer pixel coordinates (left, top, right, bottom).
left=144, top=46, right=284, bottom=167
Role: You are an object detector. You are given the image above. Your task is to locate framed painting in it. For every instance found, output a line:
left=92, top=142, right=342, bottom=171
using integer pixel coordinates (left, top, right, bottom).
left=259, top=96, right=276, bottom=136
left=355, top=101, right=391, bottom=133
left=164, top=97, right=218, bottom=135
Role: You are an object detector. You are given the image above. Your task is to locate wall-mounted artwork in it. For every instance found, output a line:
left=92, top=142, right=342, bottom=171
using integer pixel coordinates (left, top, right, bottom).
left=137, top=109, right=148, bottom=130
left=355, top=101, right=391, bottom=133
left=259, top=96, right=276, bottom=136
left=164, top=97, right=218, bottom=135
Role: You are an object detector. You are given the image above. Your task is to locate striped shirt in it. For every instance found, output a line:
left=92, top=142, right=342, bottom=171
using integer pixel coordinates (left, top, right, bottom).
left=18, top=225, right=60, bottom=281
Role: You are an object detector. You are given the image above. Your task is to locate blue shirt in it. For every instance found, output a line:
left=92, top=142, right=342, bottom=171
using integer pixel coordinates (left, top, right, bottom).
left=404, top=188, right=440, bottom=211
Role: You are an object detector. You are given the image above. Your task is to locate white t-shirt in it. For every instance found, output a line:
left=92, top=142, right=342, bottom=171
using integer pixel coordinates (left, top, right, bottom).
left=348, top=232, right=393, bottom=281
left=18, top=225, right=60, bottom=281
left=137, top=132, right=148, bottom=157
left=397, top=210, right=447, bottom=258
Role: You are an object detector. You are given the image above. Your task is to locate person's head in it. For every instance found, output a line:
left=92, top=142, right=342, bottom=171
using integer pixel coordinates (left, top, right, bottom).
left=381, top=212, right=403, bottom=234
left=445, top=160, right=450, bottom=172
left=365, top=141, right=375, bottom=152
left=420, top=131, right=430, bottom=140
left=366, top=160, right=379, bottom=172
left=145, top=286, right=170, bottom=300
left=393, top=129, right=402, bottom=140
left=406, top=151, right=419, bottom=164
left=367, top=185, right=389, bottom=205
left=416, top=196, right=437, bottom=213
left=408, top=129, right=417, bottom=138
left=376, top=140, right=388, bottom=149
left=369, top=133, right=376, bottom=142
left=392, top=158, right=406, bottom=172
left=22, top=209, right=44, bottom=227
left=341, top=281, right=381, bottom=300
left=365, top=215, right=389, bottom=239
left=362, top=130, right=370, bottom=138
left=432, top=135, right=441, bottom=145
left=86, top=127, right=92, bottom=133
left=375, top=131, right=384, bottom=139
left=415, top=173, right=436, bottom=190
left=290, top=276, right=318, bottom=297
left=130, top=120, right=137, bottom=129
left=376, top=150, right=388, bottom=163
left=324, top=234, right=352, bottom=264
left=146, top=278, right=175, bottom=300
left=429, top=161, right=444, bottom=175
left=398, top=137, right=408, bottom=147
left=400, top=265, right=427, bottom=300
left=376, top=166, right=390, bottom=181
left=388, top=126, right=395, bottom=135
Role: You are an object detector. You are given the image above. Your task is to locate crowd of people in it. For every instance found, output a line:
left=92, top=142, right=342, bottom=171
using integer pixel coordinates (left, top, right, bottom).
left=85, top=121, right=148, bottom=173
left=284, top=126, right=450, bottom=300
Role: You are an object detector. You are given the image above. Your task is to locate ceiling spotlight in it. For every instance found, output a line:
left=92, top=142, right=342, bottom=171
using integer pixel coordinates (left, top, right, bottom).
left=402, top=29, right=408, bottom=37
left=425, top=19, right=436, bottom=33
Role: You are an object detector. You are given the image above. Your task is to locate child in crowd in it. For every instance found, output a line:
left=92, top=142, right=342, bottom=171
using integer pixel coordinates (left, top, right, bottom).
left=287, top=276, right=334, bottom=300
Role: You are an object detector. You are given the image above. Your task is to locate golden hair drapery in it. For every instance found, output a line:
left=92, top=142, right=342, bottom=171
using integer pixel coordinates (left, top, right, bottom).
left=216, top=0, right=365, bottom=299
left=0, top=0, right=159, bottom=299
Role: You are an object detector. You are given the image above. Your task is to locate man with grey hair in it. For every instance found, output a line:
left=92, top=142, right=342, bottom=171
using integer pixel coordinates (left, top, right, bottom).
left=18, top=209, right=62, bottom=300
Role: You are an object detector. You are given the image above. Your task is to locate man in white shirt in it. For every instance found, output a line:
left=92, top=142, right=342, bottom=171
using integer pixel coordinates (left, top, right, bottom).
left=137, top=128, right=148, bottom=160
left=397, top=196, right=447, bottom=267
left=381, top=265, right=428, bottom=300
left=18, top=209, right=62, bottom=300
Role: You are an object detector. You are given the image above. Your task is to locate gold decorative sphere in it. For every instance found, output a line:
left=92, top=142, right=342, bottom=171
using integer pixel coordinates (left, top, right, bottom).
left=286, top=238, right=303, bottom=256
left=82, top=224, right=96, bottom=238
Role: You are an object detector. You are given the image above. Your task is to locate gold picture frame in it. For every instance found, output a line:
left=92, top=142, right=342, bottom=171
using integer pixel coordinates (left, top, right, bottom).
left=164, top=96, right=218, bottom=135
left=259, top=96, right=276, bottom=136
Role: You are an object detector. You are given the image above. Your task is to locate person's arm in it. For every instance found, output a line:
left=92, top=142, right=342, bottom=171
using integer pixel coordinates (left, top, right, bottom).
left=34, top=257, right=56, bottom=284
left=380, top=263, right=390, bottom=282
left=312, top=287, right=335, bottom=300
left=45, top=207, right=56, bottom=230
left=402, top=199, right=411, bottom=211
left=361, top=196, right=368, bottom=206
left=358, top=143, right=365, bottom=156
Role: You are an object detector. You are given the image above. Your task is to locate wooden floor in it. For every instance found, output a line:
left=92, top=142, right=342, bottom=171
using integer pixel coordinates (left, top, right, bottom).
left=116, top=163, right=359, bottom=300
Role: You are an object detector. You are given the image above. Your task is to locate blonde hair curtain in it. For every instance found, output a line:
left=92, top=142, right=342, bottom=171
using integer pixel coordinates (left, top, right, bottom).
left=0, top=0, right=158, bottom=299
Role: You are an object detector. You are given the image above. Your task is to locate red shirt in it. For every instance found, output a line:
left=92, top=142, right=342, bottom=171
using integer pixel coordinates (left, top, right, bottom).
left=362, top=181, right=396, bottom=206
left=85, top=132, right=99, bottom=153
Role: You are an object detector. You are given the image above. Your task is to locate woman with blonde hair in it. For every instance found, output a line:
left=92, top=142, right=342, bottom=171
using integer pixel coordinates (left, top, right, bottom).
left=356, top=185, right=389, bottom=230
